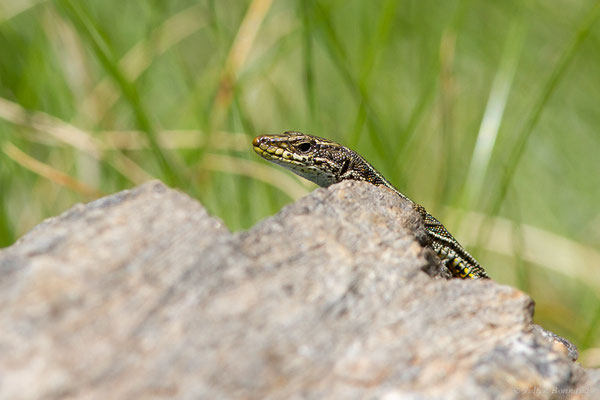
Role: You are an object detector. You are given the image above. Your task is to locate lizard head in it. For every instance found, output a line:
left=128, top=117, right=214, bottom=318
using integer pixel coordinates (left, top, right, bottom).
left=252, top=131, right=351, bottom=187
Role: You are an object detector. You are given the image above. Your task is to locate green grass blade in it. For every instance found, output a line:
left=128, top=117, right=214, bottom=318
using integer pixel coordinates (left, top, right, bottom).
left=57, top=0, right=185, bottom=188
left=486, top=0, right=600, bottom=217
left=311, top=2, right=393, bottom=169
left=300, top=0, right=316, bottom=118
left=463, top=19, right=526, bottom=209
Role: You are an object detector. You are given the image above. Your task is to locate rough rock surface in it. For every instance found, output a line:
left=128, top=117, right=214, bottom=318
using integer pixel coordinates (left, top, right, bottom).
left=0, top=180, right=596, bottom=399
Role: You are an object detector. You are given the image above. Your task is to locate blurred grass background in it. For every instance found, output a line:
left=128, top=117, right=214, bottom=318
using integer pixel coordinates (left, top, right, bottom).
left=1, top=0, right=599, bottom=365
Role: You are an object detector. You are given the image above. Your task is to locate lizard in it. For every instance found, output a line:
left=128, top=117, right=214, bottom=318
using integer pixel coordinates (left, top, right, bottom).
left=252, top=131, right=489, bottom=279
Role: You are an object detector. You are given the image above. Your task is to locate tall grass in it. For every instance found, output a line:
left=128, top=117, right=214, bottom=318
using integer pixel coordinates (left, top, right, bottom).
left=0, top=0, right=599, bottom=365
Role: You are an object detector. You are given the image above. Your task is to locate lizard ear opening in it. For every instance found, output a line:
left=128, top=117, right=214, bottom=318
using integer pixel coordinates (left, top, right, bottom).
left=340, top=159, right=350, bottom=176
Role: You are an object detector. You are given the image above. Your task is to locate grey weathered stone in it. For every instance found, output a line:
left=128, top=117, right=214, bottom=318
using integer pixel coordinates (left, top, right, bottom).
left=0, top=180, right=596, bottom=399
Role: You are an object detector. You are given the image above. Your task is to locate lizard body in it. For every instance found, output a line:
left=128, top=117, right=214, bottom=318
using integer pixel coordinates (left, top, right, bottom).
left=253, top=131, right=489, bottom=279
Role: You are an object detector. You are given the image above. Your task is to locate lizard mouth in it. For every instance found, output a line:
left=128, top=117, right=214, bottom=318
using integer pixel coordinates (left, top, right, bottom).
left=252, top=136, right=273, bottom=158
left=252, top=135, right=263, bottom=149
left=252, top=135, right=299, bottom=163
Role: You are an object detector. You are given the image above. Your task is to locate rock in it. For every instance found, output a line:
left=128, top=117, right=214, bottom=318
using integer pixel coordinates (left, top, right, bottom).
left=0, top=180, right=596, bottom=399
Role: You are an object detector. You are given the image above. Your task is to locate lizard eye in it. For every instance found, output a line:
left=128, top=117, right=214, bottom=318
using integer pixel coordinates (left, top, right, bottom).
left=297, top=142, right=312, bottom=153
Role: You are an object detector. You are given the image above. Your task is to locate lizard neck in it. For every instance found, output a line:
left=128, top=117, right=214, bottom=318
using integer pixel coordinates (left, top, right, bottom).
left=339, top=153, right=412, bottom=203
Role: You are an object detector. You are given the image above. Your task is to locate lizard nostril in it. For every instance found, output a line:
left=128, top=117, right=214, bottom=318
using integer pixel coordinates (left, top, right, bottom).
left=252, top=136, right=262, bottom=147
